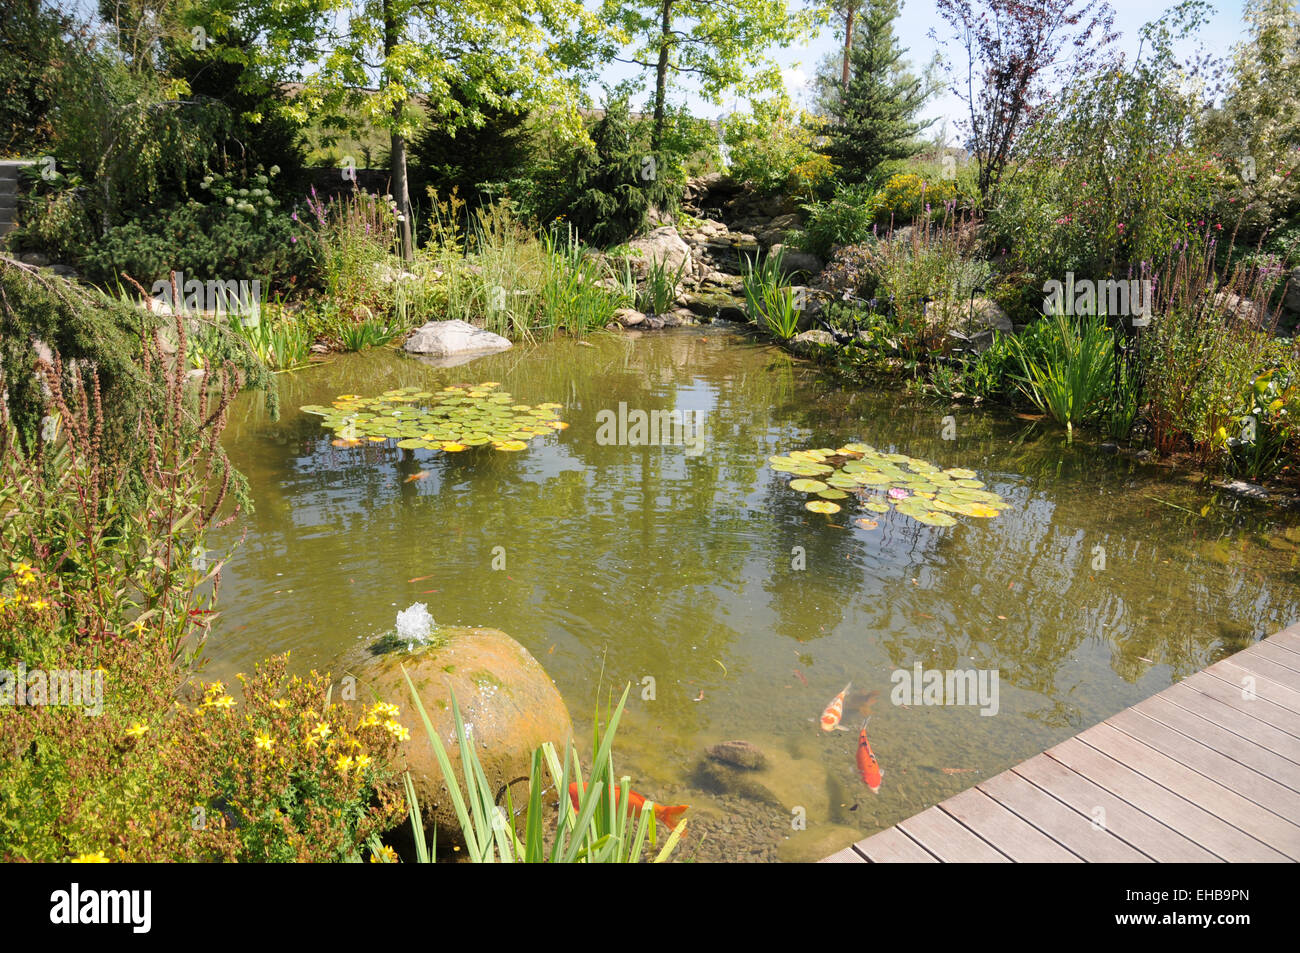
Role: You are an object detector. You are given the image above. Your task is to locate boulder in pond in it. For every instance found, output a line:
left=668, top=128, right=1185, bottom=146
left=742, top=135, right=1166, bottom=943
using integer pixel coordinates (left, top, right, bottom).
left=404, top=319, right=512, bottom=359
left=706, top=740, right=767, bottom=771
left=347, top=626, right=572, bottom=842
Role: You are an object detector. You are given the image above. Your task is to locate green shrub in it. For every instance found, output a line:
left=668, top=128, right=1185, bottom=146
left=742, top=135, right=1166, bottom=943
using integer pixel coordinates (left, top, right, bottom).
left=1009, top=307, right=1116, bottom=436
left=793, top=183, right=881, bottom=259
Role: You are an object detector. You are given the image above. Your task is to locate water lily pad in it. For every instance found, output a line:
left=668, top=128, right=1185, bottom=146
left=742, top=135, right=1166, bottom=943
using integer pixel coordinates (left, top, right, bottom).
left=913, top=510, right=958, bottom=527
left=789, top=479, right=828, bottom=493
left=493, top=440, right=528, bottom=451
left=862, top=501, right=890, bottom=513
left=818, top=489, right=849, bottom=500
left=805, top=500, right=841, bottom=514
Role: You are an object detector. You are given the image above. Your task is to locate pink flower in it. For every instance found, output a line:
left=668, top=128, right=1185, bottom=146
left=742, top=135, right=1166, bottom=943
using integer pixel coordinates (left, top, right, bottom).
left=888, top=488, right=909, bottom=500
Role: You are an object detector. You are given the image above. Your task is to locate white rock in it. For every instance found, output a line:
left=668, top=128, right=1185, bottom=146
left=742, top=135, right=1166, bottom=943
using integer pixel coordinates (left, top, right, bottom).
left=403, top=319, right=512, bottom=357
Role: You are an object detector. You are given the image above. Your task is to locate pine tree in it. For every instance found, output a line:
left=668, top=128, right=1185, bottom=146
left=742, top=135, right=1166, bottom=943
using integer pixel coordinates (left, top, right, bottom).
left=564, top=97, right=652, bottom=246
left=825, top=0, right=932, bottom=183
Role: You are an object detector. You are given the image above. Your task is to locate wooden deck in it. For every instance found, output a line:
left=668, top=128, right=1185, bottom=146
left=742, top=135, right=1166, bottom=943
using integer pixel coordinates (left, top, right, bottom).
left=822, top=624, right=1300, bottom=863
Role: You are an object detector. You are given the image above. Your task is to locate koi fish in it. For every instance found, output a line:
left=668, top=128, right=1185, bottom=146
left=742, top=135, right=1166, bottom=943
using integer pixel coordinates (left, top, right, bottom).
left=793, top=669, right=809, bottom=687
left=820, top=682, right=852, bottom=732
left=567, top=782, right=688, bottom=829
left=404, top=471, right=429, bottom=483
left=857, top=719, right=883, bottom=793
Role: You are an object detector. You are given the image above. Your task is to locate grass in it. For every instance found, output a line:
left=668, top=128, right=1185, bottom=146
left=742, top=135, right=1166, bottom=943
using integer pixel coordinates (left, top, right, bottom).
left=1011, top=305, right=1116, bottom=438
left=742, top=249, right=802, bottom=341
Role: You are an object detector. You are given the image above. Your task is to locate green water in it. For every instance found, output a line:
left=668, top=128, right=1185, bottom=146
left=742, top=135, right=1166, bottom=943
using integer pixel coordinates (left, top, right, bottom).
left=206, top=327, right=1300, bottom=861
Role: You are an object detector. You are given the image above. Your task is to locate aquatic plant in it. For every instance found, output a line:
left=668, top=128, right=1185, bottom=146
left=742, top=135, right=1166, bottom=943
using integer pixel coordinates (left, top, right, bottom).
left=1010, top=306, right=1116, bottom=438
left=742, top=249, right=803, bottom=341
left=639, top=256, right=689, bottom=316
left=770, top=444, right=1010, bottom=526
left=395, top=678, right=686, bottom=863
left=302, top=382, right=567, bottom=453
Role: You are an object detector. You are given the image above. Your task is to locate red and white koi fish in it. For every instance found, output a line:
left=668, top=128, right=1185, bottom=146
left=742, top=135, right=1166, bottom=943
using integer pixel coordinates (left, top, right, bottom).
left=857, top=718, right=883, bottom=793
left=820, top=682, right=852, bottom=732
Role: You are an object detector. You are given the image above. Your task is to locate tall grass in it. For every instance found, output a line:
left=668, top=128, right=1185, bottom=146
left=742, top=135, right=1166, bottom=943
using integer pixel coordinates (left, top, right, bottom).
left=742, top=249, right=802, bottom=341
left=397, top=676, right=686, bottom=863
left=1011, top=305, right=1116, bottom=438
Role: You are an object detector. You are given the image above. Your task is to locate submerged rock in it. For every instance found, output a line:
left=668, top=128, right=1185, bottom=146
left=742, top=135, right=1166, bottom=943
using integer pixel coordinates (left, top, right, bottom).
left=404, top=319, right=512, bottom=359
left=706, top=740, right=767, bottom=770
left=347, top=627, right=572, bottom=844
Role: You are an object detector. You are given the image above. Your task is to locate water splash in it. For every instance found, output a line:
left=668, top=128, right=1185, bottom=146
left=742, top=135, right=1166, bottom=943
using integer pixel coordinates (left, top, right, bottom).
left=396, top=603, right=435, bottom=650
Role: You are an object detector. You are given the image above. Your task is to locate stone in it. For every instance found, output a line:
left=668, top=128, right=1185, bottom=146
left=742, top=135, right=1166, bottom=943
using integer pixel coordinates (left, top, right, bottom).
left=19, top=251, right=49, bottom=267
left=926, top=297, right=1012, bottom=336
left=614, top=308, right=646, bottom=327
left=789, top=329, right=836, bottom=354
left=348, top=626, right=573, bottom=843
left=756, top=213, right=803, bottom=249
left=684, top=291, right=747, bottom=322
left=403, top=318, right=512, bottom=359
left=1285, top=267, right=1300, bottom=314
left=769, top=244, right=823, bottom=277
left=643, top=315, right=666, bottom=330
left=706, top=740, right=767, bottom=771
left=626, top=226, right=693, bottom=278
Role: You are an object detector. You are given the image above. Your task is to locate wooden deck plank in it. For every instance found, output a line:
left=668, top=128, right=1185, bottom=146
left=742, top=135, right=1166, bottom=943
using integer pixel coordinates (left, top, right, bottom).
left=1227, top=650, right=1300, bottom=689
left=895, top=806, right=1010, bottom=862
left=1252, top=641, right=1300, bottom=674
left=1267, top=627, right=1300, bottom=654
left=1047, top=736, right=1290, bottom=862
left=819, top=846, right=868, bottom=863
left=938, top=786, right=1081, bottom=862
left=1159, top=680, right=1300, bottom=763
left=1206, top=659, right=1300, bottom=713
left=1132, top=693, right=1300, bottom=791
left=851, top=826, right=939, bottom=863
left=1013, top=753, right=1219, bottom=862
left=1087, top=717, right=1300, bottom=859
left=1179, top=670, right=1300, bottom=738
left=976, top=769, right=1150, bottom=862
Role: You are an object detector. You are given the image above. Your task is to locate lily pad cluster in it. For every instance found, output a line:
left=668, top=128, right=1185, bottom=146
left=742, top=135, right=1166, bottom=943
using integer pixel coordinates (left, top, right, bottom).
left=770, top=444, right=1010, bottom=527
left=302, top=384, right=567, bottom=453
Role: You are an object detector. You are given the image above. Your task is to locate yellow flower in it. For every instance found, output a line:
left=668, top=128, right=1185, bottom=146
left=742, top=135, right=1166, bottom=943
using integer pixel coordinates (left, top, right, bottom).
left=202, top=694, right=235, bottom=709
left=384, top=720, right=411, bottom=742
left=254, top=732, right=275, bottom=752
left=71, top=851, right=110, bottom=863
left=269, top=699, right=289, bottom=710
left=29, top=598, right=49, bottom=611
left=130, top=619, right=148, bottom=634
left=369, top=844, right=399, bottom=863
left=353, top=752, right=372, bottom=770
left=335, top=754, right=353, bottom=775
left=125, top=723, right=150, bottom=739
left=312, top=721, right=332, bottom=741
left=370, top=701, right=399, bottom=719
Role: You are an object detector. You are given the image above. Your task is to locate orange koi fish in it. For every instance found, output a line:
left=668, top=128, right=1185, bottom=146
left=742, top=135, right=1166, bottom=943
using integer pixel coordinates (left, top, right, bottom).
left=404, top=471, right=429, bottom=483
left=820, top=682, right=852, bottom=732
left=857, top=718, right=883, bottom=793
left=568, top=782, right=688, bottom=829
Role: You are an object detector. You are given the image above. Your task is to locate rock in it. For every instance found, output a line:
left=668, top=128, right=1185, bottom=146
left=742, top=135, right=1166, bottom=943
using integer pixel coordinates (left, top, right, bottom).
left=706, top=740, right=767, bottom=771
left=614, top=308, right=646, bottom=328
left=643, top=315, right=666, bottom=330
left=19, top=251, right=49, bottom=267
left=769, top=244, right=823, bottom=277
left=1223, top=480, right=1270, bottom=501
left=1285, top=267, right=1300, bottom=314
left=1213, top=291, right=1269, bottom=329
left=926, top=297, right=1012, bottom=336
left=684, top=291, right=747, bottom=322
left=693, top=761, right=782, bottom=807
left=756, top=214, right=803, bottom=249
left=1100, top=441, right=1119, bottom=455
left=789, top=329, right=836, bottom=355
left=626, top=226, right=693, bottom=278
left=404, top=319, right=512, bottom=359
left=348, top=627, right=573, bottom=843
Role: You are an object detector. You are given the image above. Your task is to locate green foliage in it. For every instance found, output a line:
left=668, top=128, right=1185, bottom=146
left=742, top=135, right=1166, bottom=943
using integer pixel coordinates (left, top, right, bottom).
left=639, top=255, right=689, bottom=315
left=399, top=678, right=685, bottom=863
left=823, top=0, right=932, bottom=183
left=0, top=0, right=68, bottom=156
left=873, top=172, right=958, bottom=225
left=1009, top=308, right=1117, bottom=436
left=722, top=95, right=833, bottom=198
left=742, top=249, right=802, bottom=341
left=76, top=167, right=313, bottom=290
left=563, top=96, right=654, bottom=247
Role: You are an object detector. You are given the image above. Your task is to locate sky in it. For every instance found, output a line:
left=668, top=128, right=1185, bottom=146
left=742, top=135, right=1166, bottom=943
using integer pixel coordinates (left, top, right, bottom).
left=592, top=0, right=1254, bottom=138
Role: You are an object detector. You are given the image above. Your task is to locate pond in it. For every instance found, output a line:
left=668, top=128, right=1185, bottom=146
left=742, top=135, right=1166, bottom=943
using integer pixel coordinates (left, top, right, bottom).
left=206, top=326, right=1300, bottom=862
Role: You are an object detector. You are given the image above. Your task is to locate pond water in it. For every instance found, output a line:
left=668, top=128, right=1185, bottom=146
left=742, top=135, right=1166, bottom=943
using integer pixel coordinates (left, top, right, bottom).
left=206, top=326, right=1300, bottom=862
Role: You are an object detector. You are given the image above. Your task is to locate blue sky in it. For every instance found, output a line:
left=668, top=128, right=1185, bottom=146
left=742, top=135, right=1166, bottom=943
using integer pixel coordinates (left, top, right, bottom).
left=595, top=0, right=1253, bottom=136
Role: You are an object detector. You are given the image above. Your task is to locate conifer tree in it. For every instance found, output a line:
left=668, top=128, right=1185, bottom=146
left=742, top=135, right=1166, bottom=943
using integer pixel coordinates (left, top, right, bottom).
left=825, top=0, right=931, bottom=182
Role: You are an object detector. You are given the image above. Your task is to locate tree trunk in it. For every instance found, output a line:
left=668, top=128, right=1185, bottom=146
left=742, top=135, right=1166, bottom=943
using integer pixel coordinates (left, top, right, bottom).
left=384, top=0, right=413, bottom=260
left=652, top=0, right=672, bottom=152
left=841, top=5, right=856, bottom=90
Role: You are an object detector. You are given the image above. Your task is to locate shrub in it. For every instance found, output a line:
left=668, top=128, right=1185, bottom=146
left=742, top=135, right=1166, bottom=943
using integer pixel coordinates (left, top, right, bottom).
left=1009, top=307, right=1117, bottom=436
left=872, top=172, right=958, bottom=225
left=793, top=183, right=881, bottom=260
left=722, top=96, right=832, bottom=199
